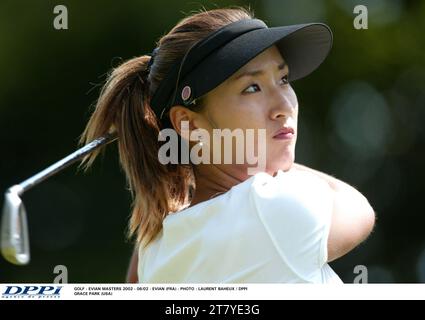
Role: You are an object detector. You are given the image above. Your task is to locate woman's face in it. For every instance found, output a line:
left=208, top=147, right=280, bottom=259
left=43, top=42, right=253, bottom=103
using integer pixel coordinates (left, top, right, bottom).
left=197, top=45, right=298, bottom=177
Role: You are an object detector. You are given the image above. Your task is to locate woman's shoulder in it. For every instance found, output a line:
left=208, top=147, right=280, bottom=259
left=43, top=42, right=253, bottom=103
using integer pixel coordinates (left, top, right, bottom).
left=163, top=175, right=253, bottom=223
left=251, top=168, right=332, bottom=194
left=250, top=168, right=334, bottom=224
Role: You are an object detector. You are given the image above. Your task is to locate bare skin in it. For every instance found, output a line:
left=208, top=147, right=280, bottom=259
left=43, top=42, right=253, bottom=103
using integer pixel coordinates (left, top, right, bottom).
left=126, top=45, right=375, bottom=282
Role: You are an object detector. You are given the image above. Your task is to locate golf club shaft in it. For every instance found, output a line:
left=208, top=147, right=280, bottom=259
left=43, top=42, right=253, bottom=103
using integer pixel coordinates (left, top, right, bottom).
left=1, top=132, right=118, bottom=265
left=18, top=132, right=118, bottom=194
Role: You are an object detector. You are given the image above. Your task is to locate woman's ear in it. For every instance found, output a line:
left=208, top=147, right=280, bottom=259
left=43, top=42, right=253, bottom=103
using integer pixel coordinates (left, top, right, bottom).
left=169, top=106, right=197, bottom=138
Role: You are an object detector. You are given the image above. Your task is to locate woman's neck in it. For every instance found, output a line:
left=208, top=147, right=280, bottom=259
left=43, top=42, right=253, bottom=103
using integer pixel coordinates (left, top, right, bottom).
left=189, top=165, right=245, bottom=207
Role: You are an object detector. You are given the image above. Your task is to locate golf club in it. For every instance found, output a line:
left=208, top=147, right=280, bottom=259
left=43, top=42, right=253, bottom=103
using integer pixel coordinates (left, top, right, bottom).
left=1, top=132, right=118, bottom=265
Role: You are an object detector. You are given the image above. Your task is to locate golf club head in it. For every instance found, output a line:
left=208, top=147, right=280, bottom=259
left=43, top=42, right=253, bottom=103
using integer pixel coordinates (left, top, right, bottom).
left=1, top=185, right=30, bottom=265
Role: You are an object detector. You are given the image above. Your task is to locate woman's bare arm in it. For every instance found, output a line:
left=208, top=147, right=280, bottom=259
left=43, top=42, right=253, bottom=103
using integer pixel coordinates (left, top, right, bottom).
left=126, top=246, right=139, bottom=283
left=291, top=163, right=376, bottom=262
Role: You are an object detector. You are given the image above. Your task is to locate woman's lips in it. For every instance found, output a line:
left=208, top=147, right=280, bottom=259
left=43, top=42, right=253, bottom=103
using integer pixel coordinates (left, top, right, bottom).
left=273, top=127, right=295, bottom=140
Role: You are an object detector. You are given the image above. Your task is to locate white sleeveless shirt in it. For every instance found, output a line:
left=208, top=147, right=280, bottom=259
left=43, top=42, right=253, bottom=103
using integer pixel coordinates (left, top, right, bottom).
left=138, top=169, right=343, bottom=283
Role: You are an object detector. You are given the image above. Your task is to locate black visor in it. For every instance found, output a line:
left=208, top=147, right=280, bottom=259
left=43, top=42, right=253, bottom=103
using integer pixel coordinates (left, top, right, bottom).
left=150, top=18, right=333, bottom=119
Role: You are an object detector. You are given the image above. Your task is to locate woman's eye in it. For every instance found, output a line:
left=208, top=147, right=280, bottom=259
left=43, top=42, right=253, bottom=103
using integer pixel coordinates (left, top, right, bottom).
left=242, top=75, right=289, bottom=94
left=243, top=84, right=260, bottom=94
left=280, top=75, right=289, bottom=85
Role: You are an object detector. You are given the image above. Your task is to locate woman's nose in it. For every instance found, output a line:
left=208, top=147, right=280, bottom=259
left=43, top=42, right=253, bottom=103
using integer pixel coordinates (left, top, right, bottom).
left=269, top=88, right=296, bottom=119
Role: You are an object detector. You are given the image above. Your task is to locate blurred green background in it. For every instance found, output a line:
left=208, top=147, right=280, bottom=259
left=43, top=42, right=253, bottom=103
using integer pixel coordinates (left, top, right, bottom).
left=1, top=0, right=424, bottom=283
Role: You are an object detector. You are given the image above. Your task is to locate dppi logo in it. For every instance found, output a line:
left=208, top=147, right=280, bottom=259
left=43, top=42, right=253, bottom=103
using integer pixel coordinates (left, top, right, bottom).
left=2, top=286, right=63, bottom=299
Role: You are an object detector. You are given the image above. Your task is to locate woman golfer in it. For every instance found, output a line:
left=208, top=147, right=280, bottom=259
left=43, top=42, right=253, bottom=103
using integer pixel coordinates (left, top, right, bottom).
left=80, top=7, right=375, bottom=283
